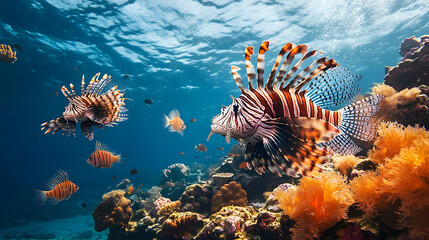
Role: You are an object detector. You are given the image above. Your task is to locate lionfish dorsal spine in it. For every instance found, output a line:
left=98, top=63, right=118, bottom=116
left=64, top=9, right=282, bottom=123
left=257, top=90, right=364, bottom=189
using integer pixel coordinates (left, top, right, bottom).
left=278, top=44, right=308, bottom=89
left=81, top=75, right=85, bottom=95
left=256, top=41, right=269, bottom=89
left=245, top=46, right=256, bottom=91
left=231, top=66, right=246, bottom=93
left=266, top=43, right=293, bottom=90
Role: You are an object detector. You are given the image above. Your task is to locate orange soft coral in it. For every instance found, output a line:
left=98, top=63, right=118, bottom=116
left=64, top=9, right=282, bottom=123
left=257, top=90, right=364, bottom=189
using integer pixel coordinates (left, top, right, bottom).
left=332, top=154, right=362, bottom=177
left=211, top=181, right=248, bottom=213
left=353, top=123, right=429, bottom=239
left=368, top=122, right=429, bottom=164
left=273, top=171, right=354, bottom=240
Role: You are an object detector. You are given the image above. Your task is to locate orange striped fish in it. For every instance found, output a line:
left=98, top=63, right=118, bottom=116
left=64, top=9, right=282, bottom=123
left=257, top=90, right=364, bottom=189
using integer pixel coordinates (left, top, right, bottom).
left=163, top=109, right=186, bottom=135
left=35, top=169, right=79, bottom=205
left=86, top=141, right=120, bottom=168
left=208, top=41, right=384, bottom=177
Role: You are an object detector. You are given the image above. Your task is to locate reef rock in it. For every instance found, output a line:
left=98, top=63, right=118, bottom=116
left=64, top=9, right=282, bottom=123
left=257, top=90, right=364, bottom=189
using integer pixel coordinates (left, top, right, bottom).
left=92, top=190, right=133, bottom=232
left=179, top=183, right=213, bottom=213
left=384, top=35, right=429, bottom=91
left=158, top=212, right=205, bottom=240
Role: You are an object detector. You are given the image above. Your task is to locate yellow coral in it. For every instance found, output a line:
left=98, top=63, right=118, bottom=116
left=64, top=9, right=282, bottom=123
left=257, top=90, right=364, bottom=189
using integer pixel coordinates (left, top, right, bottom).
left=102, top=189, right=125, bottom=200
left=368, top=122, right=429, bottom=164
left=332, top=154, right=362, bottom=176
left=157, top=200, right=181, bottom=217
left=273, top=171, right=354, bottom=240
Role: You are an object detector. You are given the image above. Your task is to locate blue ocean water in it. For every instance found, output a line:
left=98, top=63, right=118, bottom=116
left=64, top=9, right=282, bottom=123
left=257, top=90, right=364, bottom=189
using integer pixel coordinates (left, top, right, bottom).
left=0, top=0, right=427, bottom=238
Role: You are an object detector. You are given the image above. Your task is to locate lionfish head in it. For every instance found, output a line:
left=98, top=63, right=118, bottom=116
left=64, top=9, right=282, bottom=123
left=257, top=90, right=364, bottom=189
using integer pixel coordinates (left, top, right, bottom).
left=208, top=96, right=264, bottom=144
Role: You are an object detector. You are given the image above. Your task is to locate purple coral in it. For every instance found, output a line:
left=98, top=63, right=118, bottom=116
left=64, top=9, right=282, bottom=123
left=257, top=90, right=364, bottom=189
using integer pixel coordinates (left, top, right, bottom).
left=150, top=197, right=171, bottom=216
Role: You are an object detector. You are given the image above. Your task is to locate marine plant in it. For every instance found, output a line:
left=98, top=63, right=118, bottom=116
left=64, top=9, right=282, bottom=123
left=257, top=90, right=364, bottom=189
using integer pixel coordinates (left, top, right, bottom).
left=273, top=171, right=354, bottom=240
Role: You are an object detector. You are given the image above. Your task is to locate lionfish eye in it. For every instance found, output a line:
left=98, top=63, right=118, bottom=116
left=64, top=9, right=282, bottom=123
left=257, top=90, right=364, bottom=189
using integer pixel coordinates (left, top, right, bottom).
left=233, top=105, right=239, bottom=113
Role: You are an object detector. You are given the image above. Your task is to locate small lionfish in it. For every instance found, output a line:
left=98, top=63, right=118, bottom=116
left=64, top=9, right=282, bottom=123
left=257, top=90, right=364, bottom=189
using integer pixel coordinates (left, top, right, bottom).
left=41, top=73, right=127, bottom=140
left=34, top=169, right=79, bottom=205
left=207, top=41, right=383, bottom=177
left=86, top=141, right=121, bottom=168
left=0, top=44, right=17, bottom=63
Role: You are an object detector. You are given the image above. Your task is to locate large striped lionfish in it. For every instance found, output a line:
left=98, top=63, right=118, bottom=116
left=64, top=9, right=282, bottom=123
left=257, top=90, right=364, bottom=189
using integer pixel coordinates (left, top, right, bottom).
left=207, top=41, right=383, bottom=177
left=0, top=44, right=17, bottom=63
left=41, top=73, right=127, bottom=140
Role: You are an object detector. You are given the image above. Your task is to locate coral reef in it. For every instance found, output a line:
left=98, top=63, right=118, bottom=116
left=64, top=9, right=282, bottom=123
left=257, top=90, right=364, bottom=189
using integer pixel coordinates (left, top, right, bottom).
left=211, top=172, right=234, bottom=187
left=150, top=197, right=171, bottom=217
left=368, top=122, right=429, bottom=164
left=157, top=200, right=181, bottom=217
left=332, top=154, right=363, bottom=177
left=179, top=183, right=213, bottom=213
left=196, top=206, right=256, bottom=239
left=160, top=163, right=189, bottom=185
left=211, top=181, right=248, bottom=213
left=351, top=122, right=429, bottom=239
left=384, top=35, right=429, bottom=91
left=372, top=83, right=428, bottom=127
left=92, top=190, right=133, bottom=232
left=274, top=171, right=354, bottom=240
left=158, top=212, right=204, bottom=240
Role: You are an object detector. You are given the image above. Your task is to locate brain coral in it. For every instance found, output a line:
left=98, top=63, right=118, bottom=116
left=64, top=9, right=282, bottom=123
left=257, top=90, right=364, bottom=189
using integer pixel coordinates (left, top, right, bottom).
left=273, top=171, right=354, bottom=240
left=92, top=190, right=133, bottom=232
left=211, top=181, right=248, bottom=213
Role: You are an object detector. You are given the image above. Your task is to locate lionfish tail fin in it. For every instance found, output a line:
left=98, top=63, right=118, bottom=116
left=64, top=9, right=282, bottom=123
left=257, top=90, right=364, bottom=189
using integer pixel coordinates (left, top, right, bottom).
left=41, top=117, right=76, bottom=136
left=339, top=94, right=385, bottom=142
left=88, top=87, right=127, bottom=126
left=33, top=189, right=48, bottom=207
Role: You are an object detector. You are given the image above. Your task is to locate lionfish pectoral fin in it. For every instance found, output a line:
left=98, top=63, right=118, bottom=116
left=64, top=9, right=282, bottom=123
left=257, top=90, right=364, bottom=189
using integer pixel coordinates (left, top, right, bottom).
left=41, top=117, right=76, bottom=136
left=89, top=89, right=127, bottom=126
left=81, top=120, right=95, bottom=140
left=318, top=134, right=362, bottom=156
left=256, top=117, right=339, bottom=177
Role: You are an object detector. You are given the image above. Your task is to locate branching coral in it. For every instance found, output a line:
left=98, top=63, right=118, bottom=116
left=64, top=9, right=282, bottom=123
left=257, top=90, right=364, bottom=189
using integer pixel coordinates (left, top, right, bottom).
left=273, top=171, right=354, bottom=240
left=92, top=190, right=133, bottom=232
left=332, top=155, right=363, bottom=177
left=211, top=181, right=247, bottom=213
left=368, top=122, right=429, bottom=164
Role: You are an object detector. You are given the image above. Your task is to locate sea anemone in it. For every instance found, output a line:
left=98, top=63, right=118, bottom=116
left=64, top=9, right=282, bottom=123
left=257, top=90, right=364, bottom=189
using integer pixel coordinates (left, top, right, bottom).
left=368, top=122, right=429, bottom=164
left=273, top=171, right=354, bottom=240
left=332, top=154, right=363, bottom=177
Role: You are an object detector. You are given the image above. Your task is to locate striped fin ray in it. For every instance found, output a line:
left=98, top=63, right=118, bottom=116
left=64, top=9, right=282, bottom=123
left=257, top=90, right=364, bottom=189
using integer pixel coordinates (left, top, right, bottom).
left=304, top=67, right=362, bottom=109
left=83, top=73, right=100, bottom=96
left=274, top=43, right=299, bottom=86
left=278, top=45, right=308, bottom=88
left=294, top=59, right=339, bottom=92
left=266, top=43, right=294, bottom=89
left=250, top=117, right=340, bottom=177
left=88, top=89, right=127, bottom=126
left=231, top=66, right=246, bottom=93
left=245, top=46, right=256, bottom=90
left=318, top=134, right=362, bottom=155
left=61, top=86, right=75, bottom=102
left=45, top=169, right=69, bottom=190
left=339, top=94, right=384, bottom=142
left=256, top=41, right=269, bottom=89
left=41, top=117, right=76, bottom=136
